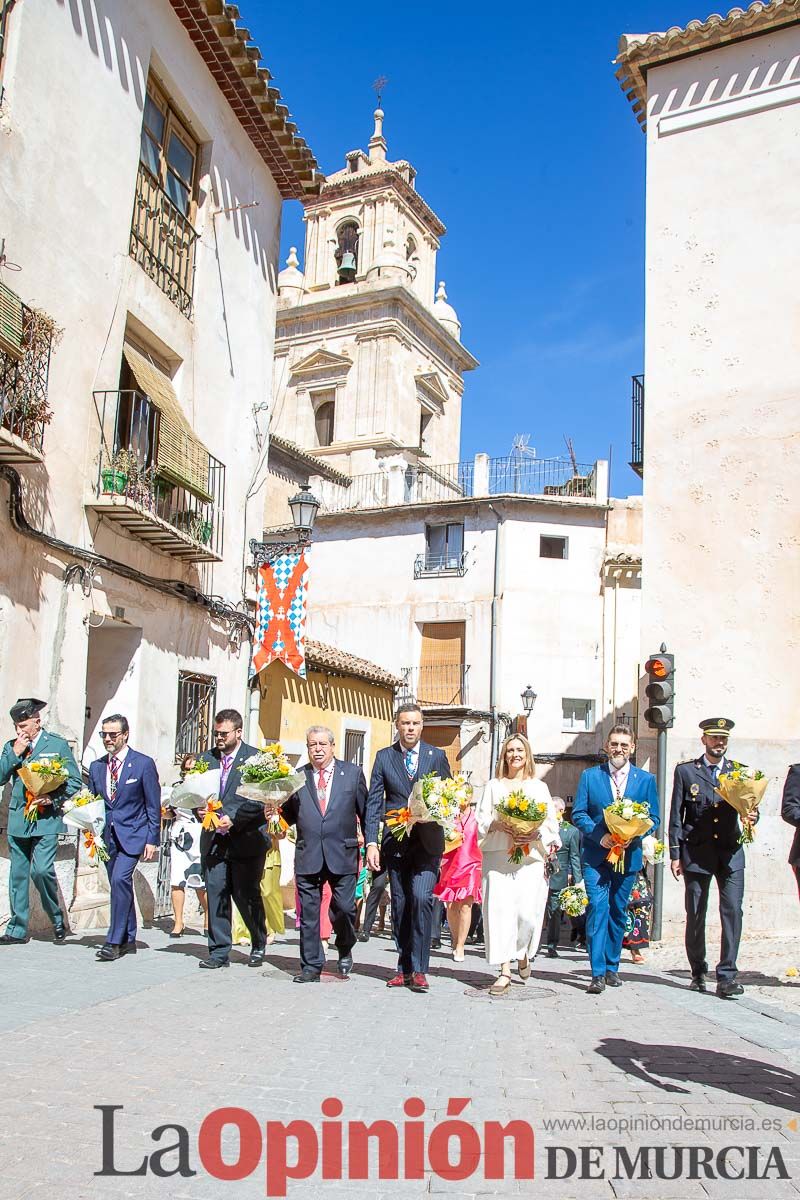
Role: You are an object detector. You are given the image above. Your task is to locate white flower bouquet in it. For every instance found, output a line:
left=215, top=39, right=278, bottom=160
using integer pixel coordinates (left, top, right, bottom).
left=62, top=788, right=109, bottom=863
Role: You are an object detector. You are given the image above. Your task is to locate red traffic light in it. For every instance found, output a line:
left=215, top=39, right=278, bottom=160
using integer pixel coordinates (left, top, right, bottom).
left=645, top=656, right=672, bottom=679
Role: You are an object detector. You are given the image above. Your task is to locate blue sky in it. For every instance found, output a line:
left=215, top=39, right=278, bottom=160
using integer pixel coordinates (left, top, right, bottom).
left=248, top=2, right=708, bottom=498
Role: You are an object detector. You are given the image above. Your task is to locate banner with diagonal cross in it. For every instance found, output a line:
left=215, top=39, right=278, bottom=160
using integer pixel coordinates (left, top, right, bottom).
left=251, top=551, right=309, bottom=679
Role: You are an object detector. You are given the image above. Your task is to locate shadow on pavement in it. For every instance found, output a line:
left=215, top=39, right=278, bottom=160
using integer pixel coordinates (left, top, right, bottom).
left=595, top=1037, right=800, bottom=1112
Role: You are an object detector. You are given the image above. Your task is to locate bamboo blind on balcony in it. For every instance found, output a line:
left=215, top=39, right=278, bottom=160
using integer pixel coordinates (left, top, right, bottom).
left=122, top=343, right=211, bottom=501
left=0, top=280, right=24, bottom=360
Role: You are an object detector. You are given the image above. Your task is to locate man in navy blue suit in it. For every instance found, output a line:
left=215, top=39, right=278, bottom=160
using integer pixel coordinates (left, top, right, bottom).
left=88, top=714, right=160, bottom=961
left=572, top=724, right=659, bottom=995
left=365, top=704, right=452, bottom=993
left=281, top=725, right=368, bottom=983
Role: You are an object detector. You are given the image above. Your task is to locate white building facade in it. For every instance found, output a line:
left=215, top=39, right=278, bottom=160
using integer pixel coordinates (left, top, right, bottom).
left=617, top=1, right=800, bottom=934
left=0, top=0, right=317, bottom=925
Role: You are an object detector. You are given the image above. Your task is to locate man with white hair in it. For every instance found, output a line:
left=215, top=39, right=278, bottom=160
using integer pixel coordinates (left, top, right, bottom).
left=281, top=726, right=368, bottom=983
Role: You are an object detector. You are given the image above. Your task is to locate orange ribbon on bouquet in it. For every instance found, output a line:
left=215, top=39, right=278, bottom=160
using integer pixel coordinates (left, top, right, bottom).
left=201, top=799, right=223, bottom=830
left=84, top=831, right=98, bottom=859
left=605, top=835, right=630, bottom=873
left=23, top=790, right=42, bottom=823
left=385, top=806, right=411, bottom=840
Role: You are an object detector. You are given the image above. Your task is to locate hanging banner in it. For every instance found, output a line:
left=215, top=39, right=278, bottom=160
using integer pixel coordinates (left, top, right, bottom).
left=251, top=551, right=309, bottom=679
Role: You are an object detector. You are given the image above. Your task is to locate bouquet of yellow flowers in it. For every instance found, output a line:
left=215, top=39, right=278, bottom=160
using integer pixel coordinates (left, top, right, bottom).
left=386, top=773, right=471, bottom=847
left=62, top=788, right=109, bottom=862
left=494, top=790, right=549, bottom=864
left=715, top=763, right=768, bottom=845
left=170, top=761, right=221, bottom=814
left=603, top=797, right=654, bottom=872
left=559, top=883, right=588, bottom=917
left=239, top=743, right=305, bottom=806
left=18, top=753, right=70, bottom=824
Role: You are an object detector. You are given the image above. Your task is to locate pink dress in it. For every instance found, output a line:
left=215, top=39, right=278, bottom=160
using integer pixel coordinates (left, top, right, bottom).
left=434, top=810, right=483, bottom=903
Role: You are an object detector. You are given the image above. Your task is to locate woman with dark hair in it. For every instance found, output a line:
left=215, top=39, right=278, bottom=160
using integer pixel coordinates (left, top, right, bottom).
left=476, top=734, right=560, bottom=996
left=167, top=753, right=208, bottom=937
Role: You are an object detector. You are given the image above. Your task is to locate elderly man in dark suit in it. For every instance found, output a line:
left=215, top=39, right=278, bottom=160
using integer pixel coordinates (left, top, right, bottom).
left=88, top=713, right=160, bottom=961
left=280, top=725, right=368, bottom=983
left=669, top=717, right=756, bottom=999
left=781, top=764, right=800, bottom=902
left=0, top=697, right=82, bottom=945
left=365, top=704, right=452, bottom=993
left=544, top=796, right=583, bottom=957
left=198, top=708, right=268, bottom=970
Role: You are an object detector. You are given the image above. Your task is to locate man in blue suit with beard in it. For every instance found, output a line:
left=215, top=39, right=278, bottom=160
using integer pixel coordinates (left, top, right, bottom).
left=88, top=713, right=160, bottom=961
left=572, top=724, right=659, bottom=995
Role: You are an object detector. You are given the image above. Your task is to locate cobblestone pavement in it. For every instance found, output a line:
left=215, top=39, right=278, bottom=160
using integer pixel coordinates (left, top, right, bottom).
left=2, top=924, right=800, bottom=1200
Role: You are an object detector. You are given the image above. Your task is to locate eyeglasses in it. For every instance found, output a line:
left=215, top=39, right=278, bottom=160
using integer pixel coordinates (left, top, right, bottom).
left=101, top=731, right=124, bottom=740
left=214, top=729, right=237, bottom=738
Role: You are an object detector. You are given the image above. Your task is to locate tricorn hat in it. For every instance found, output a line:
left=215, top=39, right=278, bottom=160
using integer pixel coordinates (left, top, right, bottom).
left=10, top=697, right=46, bottom=722
left=699, top=717, right=734, bottom=738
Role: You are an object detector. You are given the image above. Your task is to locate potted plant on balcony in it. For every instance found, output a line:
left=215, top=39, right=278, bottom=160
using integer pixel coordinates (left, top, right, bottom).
left=173, top=509, right=212, bottom=545
left=101, top=448, right=139, bottom=496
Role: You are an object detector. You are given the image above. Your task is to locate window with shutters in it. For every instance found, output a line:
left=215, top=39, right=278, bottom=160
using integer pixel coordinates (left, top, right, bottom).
left=175, top=671, right=217, bottom=759
left=562, top=698, right=595, bottom=732
left=130, top=78, right=200, bottom=317
left=344, top=729, right=365, bottom=768
left=416, top=523, right=465, bottom=578
left=418, top=622, right=468, bottom=706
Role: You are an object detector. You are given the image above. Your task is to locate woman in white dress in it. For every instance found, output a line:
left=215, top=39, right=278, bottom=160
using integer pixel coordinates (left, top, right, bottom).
left=476, top=734, right=561, bottom=996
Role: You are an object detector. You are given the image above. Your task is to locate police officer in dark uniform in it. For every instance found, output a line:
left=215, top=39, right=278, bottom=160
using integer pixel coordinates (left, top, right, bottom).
left=669, top=718, right=755, bottom=999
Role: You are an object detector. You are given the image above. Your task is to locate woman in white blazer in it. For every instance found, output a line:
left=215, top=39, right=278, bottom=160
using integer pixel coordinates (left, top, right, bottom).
left=476, top=734, right=561, bottom=996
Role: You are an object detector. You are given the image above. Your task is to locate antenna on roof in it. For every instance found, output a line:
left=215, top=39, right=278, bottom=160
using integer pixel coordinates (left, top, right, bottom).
left=511, top=434, right=536, bottom=459
left=564, top=435, right=578, bottom=473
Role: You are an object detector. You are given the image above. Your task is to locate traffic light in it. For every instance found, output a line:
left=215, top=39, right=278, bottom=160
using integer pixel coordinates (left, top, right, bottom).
left=644, top=652, right=675, bottom=729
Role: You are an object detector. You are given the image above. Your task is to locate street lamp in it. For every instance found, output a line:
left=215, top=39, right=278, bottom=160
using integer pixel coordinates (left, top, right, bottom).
left=521, top=684, right=537, bottom=714
left=250, top=483, right=321, bottom=566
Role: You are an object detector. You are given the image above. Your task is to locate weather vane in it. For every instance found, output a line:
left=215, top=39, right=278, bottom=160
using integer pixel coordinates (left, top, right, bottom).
left=372, top=75, right=388, bottom=107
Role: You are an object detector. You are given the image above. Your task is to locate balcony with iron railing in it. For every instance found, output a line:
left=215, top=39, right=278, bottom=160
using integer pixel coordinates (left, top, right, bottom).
left=315, top=455, right=602, bottom=515
left=0, top=300, right=54, bottom=465
left=86, top=389, right=225, bottom=562
left=414, top=551, right=468, bottom=579
left=399, top=664, right=470, bottom=708
left=129, top=162, right=198, bottom=319
left=630, top=374, right=644, bottom=478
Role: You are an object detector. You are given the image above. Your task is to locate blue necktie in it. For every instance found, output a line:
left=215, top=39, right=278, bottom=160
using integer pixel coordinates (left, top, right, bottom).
left=405, top=749, right=415, bottom=779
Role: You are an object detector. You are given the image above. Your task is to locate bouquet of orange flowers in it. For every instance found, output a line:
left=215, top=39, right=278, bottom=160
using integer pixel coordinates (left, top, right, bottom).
left=715, top=763, right=768, bottom=845
left=494, top=790, right=548, bottom=865
left=603, top=797, right=654, bottom=872
left=386, top=773, right=471, bottom=847
left=18, top=753, right=69, bottom=824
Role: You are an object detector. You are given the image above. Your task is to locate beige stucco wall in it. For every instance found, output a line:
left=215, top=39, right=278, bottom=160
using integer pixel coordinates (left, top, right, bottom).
left=0, top=0, right=286, bottom=927
left=637, top=25, right=800, bottom=933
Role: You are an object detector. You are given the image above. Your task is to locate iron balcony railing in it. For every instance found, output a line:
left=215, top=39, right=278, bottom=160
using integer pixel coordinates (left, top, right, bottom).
left=318, top=456, right=598, bottom=514
left=129, top=162, right=198, bottom=318
left=400, top=664, right=470, bottom=708
left=93, top=389, right=225, bottom=558
left=0, top=301, right=53, bottom=454
left=414, top=551, right=468, bottom=579
left=630, top=374, right=644, bottom=478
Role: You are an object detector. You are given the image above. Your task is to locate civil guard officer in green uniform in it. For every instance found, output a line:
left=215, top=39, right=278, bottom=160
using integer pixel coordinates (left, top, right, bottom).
left=0, top=698, right=82, bottom=944
left=668, top=717, right=755, bottom=999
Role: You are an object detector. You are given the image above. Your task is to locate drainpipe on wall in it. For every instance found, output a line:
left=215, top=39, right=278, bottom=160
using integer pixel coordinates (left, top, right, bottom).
left=488, top=503, right=504, bottom=769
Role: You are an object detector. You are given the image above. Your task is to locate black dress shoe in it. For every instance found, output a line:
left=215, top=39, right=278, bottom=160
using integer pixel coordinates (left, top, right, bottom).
left=0, top=934, right=29, bottom=945
left=53, top=925, right=69, bottom=944
left=356, top=932, right=370, bottom=943
left=605, top=973, right=622, bottom=988
left=716, top=981, right=744, bottom=999
left=248, top=950, right=265, bottom=968
left=199, top=958, right=229, bottom=969
left=96, top=944, right=120, bottom=961
left=586, top=976, right=606, bottom=994
left=337, top=953, right=353, bottom=978
left=431, top=939, right=441, bottom=949
left=689, top=974, right=707, bottom=993
left=119, top=943, right=137, bottom=956
left=547, top=947, right=558, bottom=958
left=293, top=968, right=321, bottom=983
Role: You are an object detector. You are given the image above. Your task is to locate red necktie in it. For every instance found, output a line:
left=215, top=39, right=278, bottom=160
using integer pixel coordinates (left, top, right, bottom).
left=317, top=769, right=327, bottom=814
left=109, top=756, right=120, bottom=802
